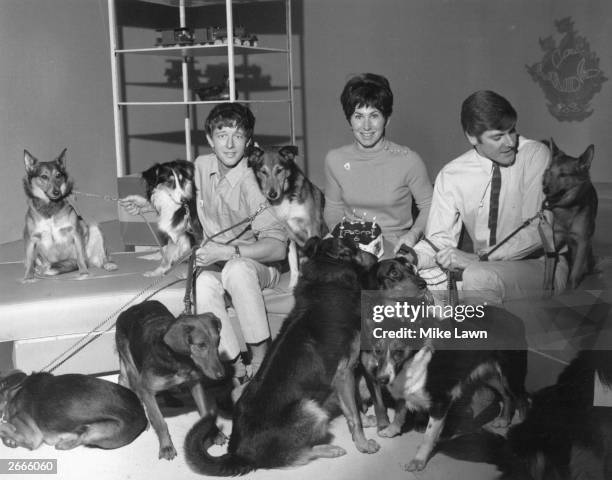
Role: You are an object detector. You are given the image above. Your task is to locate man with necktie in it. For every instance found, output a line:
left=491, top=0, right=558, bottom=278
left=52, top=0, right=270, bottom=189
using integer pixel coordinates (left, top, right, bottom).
left=410, top=90, right=568, bottom=303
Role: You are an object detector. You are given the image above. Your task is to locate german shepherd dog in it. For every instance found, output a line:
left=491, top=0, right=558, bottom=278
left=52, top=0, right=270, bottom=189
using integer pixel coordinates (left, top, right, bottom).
left=438, top=350, right=612, bottom=480
left=115, top=300, right=226, bottom=460
left=120, top=160, right=201, bottom=277
left=542, top=139, right=597, bottom=289
left=184, top=237, right=379, bottom=475
left=22, top=149, right=117, bottom=282
left=248, top=145, right=327, bottom=288
left=361, top=257, right=528, bottom=472
left=0, top=370, right=147, bottom=451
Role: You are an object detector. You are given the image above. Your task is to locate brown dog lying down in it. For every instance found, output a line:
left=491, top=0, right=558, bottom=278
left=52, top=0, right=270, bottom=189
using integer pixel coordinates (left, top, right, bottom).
left=115, top=300, right=226, bottom=460
left=0, top=370, right=147, bottom=450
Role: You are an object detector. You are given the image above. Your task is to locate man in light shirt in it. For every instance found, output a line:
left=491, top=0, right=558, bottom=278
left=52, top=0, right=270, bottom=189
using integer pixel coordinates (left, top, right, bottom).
left=411, top=90, right=568, bottom=303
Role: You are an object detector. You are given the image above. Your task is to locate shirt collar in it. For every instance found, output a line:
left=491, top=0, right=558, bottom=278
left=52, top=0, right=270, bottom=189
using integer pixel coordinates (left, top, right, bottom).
left=473, top=135, right=525, bottom=173
left=210, top=156, right=248, bottom=187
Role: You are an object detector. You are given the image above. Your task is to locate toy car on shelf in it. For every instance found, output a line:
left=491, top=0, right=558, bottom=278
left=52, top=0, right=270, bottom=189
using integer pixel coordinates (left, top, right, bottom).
left=156, top=26, right=258, bottom=47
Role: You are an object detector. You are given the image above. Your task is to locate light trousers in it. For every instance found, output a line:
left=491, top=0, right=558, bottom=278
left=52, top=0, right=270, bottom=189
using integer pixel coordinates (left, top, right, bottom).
left=195, top=257, right=280, bottom=360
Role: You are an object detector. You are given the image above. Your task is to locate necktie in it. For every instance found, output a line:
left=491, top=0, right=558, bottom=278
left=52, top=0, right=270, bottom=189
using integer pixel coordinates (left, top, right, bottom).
left=488, top=164, right=501, bottom=246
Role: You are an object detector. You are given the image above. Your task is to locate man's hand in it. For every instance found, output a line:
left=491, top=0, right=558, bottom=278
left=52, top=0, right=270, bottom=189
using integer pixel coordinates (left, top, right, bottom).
left=435, top=247, right=478, bottom=271
left=118, top=195, right=153, bottom=216
left=196, top=242, right=234, bottom=267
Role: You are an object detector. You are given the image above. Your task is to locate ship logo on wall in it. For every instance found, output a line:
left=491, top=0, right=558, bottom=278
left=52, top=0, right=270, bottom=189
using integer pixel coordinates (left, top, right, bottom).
left=526, top=17, right=607, bottom=121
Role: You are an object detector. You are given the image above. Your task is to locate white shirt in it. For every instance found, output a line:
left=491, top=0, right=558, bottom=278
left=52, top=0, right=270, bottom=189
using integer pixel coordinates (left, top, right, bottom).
left=414, top=136, right=550, bottom=268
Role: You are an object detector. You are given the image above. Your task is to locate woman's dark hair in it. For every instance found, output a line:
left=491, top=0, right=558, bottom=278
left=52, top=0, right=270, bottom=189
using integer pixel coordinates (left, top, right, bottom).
left=340, top=73, right=393, bottom=121
left=460, top=90, right=517, bottom=139
left=204, top=102, right=255, bottom=140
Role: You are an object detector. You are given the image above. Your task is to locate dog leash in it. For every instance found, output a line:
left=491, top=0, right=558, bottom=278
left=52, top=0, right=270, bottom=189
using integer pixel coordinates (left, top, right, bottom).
left=71, top=190, right=162, bottom=248
left=421, top=238, right=459, bottom=308
left=182, top=202, right=268, bottom=315
left=40, top=201, right=269, bottom=373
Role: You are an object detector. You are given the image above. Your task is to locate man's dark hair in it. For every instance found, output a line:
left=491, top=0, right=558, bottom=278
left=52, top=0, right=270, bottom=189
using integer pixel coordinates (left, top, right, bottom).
left=340, top=73, right=393, bottom=121
left=204, top=103, right=255, bottom=140
left=460, top=90, right=517, bottom=139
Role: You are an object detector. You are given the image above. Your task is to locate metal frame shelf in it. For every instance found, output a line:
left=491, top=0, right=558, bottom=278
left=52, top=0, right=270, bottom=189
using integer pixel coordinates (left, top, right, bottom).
left=107, top=0, right=295, bottom=176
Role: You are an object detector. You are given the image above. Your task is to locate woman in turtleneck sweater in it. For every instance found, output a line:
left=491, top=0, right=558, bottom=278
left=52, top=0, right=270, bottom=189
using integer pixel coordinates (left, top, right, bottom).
left=323, top=73, right=433, bottom=253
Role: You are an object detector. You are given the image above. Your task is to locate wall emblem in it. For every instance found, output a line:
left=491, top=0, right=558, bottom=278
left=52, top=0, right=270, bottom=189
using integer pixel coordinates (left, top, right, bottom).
left=526, top=17, right=607, bottom=121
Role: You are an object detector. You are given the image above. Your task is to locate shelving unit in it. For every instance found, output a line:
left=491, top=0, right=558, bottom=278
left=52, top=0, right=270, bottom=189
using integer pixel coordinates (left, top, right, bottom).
left=107, top=0, right=295, bottom=176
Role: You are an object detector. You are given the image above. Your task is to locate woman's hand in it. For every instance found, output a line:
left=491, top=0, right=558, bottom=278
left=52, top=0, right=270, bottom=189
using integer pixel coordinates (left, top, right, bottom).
left=393, top=231, right=420, bottom=254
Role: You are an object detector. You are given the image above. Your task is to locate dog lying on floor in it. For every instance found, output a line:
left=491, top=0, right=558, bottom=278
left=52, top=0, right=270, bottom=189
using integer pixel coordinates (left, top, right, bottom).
left=119, top=160, right=201, bottom=277
left=360, top=257, right=528, bottom=472
left=542, top=139, right=597, bottom=289
left=115, top=300, right=226, bottom=460
left=22, top=148, right=117, bottom=283
left=438, top=349, right=612, bottom=480
left=0, top=370, right=146, bottom=450
left=248, top=145, right=327, bottom=288
left=184, top=237, right=379, bottom=475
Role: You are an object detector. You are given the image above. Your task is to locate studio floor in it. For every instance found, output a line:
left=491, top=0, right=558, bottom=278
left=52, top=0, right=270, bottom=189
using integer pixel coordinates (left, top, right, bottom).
left=0, top=385, right=499, bottom=480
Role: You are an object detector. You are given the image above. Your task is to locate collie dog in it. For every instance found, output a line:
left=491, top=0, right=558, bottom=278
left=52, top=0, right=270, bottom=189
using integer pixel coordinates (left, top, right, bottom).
left=248, top=145, right=327, bottom=288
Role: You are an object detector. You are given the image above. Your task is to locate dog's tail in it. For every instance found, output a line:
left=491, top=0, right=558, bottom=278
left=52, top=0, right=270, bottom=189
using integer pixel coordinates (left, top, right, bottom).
left=184, top=417, right=254, bottom=476
left=49, top=259, right=78, bottom=274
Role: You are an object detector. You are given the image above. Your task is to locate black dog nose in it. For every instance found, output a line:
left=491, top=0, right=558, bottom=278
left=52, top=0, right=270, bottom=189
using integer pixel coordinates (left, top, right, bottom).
left=543, top=187, right=549, bottom=194
left=52, top=189, right=61, bottom=196
left=377, top=374, right=390, bottom=385
left=268, top=191, right=278, bottom=200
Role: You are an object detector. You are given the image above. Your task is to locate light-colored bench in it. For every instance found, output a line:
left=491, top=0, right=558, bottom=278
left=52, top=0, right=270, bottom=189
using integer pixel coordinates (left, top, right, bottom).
left=0, top=252, right=293, bottom=375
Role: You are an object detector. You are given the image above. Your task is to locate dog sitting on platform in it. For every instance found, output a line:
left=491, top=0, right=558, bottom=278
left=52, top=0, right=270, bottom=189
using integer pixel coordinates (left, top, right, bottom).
left=115, top=300, right=226, bottom=460
left=119, top=160, right=201, bottom=277
left=22, top=148, right=117, bottom=282
left=542, top=139, right=597, bottom=289
left=0, top=370, right=147, bottom=451
left=248, top=145, right=327, bottom=288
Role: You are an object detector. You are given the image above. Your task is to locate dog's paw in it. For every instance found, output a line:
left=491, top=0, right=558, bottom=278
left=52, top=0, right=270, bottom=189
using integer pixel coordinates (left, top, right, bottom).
left=357, top=438, right=380, bottom=454
left=360, top=414, right=378, bottom=428
left=2, top=437, right=18, bottom=448
left=21, top=277, right=38, bottom=284
left=403, top=458, right=427, bottom=472
left=103, top=262, right=118, bottom=271
left=378, top=423, right=401, bottom=438
left=77, top=271, right=91, bottom=279
left=213, top=431, right=228, bottom=445
left=159, top=444, right=177, bottom=460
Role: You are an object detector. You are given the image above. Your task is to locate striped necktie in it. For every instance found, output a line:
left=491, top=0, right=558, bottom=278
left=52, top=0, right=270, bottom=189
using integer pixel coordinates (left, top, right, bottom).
left=488, top=164, right=501, bottom=245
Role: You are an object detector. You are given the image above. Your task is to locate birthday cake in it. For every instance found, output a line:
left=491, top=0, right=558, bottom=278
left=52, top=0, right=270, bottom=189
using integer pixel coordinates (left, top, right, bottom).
left=331, top=215, right=384, bottom=258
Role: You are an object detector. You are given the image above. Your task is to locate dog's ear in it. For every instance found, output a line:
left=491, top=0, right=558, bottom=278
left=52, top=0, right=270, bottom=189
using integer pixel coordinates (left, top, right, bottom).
left=247, top=146, right=265, bottom=168
left=163, top=321, right=193, bottom=356
left=195, top=312, right=222, bottom=334
left=579, top=144, right=595, bottom=171
left=278, top=145, right=298, bottom=162
left=302, top=236, right=322, bottom=259
left=56, top=148, right=68, bottom=169
left=545, top=138, right=560, bottom=158
left=142, top=163, right=161, bottom=187
left=24, top=150, right=38, bottom=173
